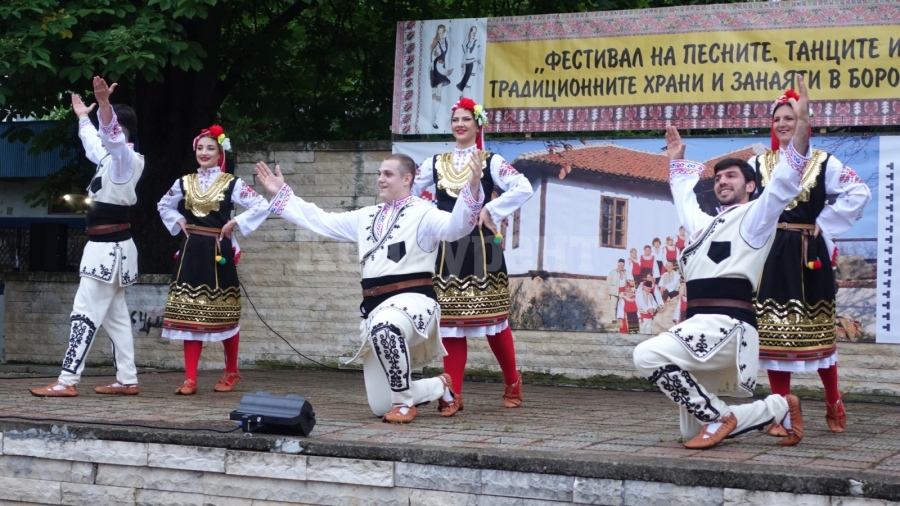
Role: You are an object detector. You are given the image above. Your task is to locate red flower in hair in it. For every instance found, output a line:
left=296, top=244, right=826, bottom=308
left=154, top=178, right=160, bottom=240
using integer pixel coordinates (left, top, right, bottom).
left=208, top=125, right=224, bottom=138
left=454, top=98, right=476, bottom=111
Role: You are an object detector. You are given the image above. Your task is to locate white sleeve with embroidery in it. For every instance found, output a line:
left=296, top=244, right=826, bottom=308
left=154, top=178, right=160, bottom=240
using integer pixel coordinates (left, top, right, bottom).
left=77, top=117, right=106, bottom=165
left=741, top=142, right=807, bottom=248
left=668, top=160, right=714, bottom=237
left=157, top=179, right=186, bottom=236
left=484, top=155, right=533, bottom=224
left=817, top=154, right=871, bottom=242
left=231, top=178, right=270, bottom=236
left=267, top=184, right=359, bottom=242
left=417, top=183, right=485, bottom=252
left=412, top=157, right=436, bottom=198
left=97, top=109, right=136, bottom=185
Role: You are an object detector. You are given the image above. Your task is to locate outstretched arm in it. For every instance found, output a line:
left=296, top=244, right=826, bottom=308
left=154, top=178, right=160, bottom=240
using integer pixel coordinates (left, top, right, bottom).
left=256, top=162, right=358, bottom=242
left=666, top=126, right=713, bottom=236
left=93, top=77, right=135, bottom=185
left=72, top=93, right=105, bottom=165
left=418, top=156, right=485, bottom=251
left=482, top=154, right=533, bottom=233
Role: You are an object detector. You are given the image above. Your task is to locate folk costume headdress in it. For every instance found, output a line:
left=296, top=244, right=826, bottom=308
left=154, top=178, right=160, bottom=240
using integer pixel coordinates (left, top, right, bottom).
left=193, top=124, right=232, bottom=171
left=771, top=89, right=812, bottom=151
left=451, top=97, right=488, bottom=149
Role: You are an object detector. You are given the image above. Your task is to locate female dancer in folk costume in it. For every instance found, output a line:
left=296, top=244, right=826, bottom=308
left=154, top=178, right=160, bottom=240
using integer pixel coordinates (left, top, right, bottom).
left=429, top=24, right=453, bottom=130
left=753, top=89, right=870, bottom=435
left=157, top=125, right=270, bottom=394
left=414, top=97, right=534, bottom=415
left=617, top=286, right=639, bottom=334
left=456, top=25, right=480, bottom=94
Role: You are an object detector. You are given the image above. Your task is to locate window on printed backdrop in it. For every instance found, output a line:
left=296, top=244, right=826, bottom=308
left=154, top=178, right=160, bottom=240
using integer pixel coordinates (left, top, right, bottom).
left=600, top=196, right=627, bottom=248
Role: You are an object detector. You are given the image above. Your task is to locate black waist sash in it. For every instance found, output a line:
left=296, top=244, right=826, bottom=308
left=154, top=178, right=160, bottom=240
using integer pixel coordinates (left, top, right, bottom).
left=86, top=202, right=132, bottom=242
left=360, top=271, right=437, bottom=317
left=686, top=278, right=755, bottom=327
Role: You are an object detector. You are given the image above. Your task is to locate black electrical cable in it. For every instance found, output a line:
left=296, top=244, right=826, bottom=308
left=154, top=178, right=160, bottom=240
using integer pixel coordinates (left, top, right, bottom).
left=0, top=415, right=241, bottom=433
left=239, top=281, right=345, bottom=372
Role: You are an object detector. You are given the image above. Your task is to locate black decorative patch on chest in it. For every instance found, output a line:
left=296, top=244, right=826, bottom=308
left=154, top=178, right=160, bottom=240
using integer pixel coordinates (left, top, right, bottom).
left=387, top=241, right=407, bottom=263
left=90, top=176, right=103, bottom=193
left=706, top=241, right=731, bottom=264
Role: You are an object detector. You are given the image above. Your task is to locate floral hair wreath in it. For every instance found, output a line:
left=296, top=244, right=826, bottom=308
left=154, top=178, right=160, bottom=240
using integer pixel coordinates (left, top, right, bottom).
left=452, top=98, right=488, bottom=127
left=204, top=124, right=232, bottom=151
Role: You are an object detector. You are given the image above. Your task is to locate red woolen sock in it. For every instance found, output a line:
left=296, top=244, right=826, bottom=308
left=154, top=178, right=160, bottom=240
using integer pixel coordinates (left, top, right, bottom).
left=818, top=364, right=841, bottom=404
left=442, top=337, right=468, bottom=394
left=183, top=340, right=203, bottom=382
left=487, top=326, right=519, bottom=386
left=223, top=332, right=240, bottom=373
left=767, top=369, right=792, bottom=396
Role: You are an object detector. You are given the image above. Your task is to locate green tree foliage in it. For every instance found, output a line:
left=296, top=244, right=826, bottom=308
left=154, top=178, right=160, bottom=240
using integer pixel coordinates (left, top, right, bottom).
left=1, top=0, right=729, bottom=272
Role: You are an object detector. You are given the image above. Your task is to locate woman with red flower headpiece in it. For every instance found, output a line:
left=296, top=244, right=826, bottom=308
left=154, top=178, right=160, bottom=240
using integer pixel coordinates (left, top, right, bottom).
left=413, top=97, right=534, bottom=415
left=751, top=86, right=870, bottom=435
left=157, top=125, right=270, bottom=395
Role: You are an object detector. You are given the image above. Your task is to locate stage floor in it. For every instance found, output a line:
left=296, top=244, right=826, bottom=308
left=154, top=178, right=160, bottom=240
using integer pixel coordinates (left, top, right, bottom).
left=3, top=367, right=900, bottom=500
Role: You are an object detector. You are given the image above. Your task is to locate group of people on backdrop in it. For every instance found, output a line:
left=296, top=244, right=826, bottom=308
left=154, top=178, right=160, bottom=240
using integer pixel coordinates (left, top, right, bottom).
left=30, top=75, right=869, bottom=450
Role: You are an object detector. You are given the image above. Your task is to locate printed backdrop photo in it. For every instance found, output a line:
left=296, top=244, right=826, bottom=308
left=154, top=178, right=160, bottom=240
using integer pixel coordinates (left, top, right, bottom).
left=395, top=134, right=889, bottom=342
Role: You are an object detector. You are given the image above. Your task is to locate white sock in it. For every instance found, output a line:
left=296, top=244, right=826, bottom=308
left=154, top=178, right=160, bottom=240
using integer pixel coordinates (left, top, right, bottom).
left=703, top=422, right=723, bottom=438
left=783, top=413, right=792, bottom=431
left=393, top=404, right=411, bottom=415
left=51, top=383, right=72, bottom=391
left=442, top=388, right=455, bottom=403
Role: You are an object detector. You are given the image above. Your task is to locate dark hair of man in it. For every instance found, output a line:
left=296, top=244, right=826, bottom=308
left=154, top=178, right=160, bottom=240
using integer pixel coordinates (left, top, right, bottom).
left=617, top=258, right=625, bottom=264
left=112, top=104, right=138, bottom=135
left=385, top=153, right=417, bottom=179
left=713, top=157, right=755, bottom=185
left=643, top=280, right=653, bottom=288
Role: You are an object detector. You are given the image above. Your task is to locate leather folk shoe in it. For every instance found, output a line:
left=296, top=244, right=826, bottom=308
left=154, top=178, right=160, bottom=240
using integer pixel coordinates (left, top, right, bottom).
left=503, top=373, right=523, bottom=408
left=94, top=383, right=140, bottom=395
left=383, top=405, right=418, bottom=424
left=436, top=373, right=463, bottom=417
left=778, top=394, right=804, bottom=446
left=30, top=381, right=78, bottom=398
left=214, top=372, right=242, bottom=392
left=825, top=395, right=847, bottom=433
left=175, top=379, right=197, bottom=395
left=683, top=413, right=737, bottom=449
left=766, top=423, right=788, bottom=437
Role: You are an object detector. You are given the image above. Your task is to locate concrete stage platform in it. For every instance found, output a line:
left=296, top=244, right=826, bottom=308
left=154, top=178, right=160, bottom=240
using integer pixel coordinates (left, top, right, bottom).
left=1, top=367, right=899, bottom=505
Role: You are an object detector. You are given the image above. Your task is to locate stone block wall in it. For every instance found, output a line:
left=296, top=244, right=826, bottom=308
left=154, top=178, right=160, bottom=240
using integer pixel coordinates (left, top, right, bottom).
left=0, top=430, right=893, bottom=505
left=3, top=142, right=900, bottom=396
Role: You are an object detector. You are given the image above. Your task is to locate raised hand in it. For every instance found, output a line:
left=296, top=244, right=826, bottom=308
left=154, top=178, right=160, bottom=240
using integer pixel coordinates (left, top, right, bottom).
left=92, top=76, right=116, bottom=105
left=71, top=93, right=96, bottom=119
left=255, top=161, right=285, bottom=196
left=790, top=74, right=811, bottom=156
left=664, top=125, right=686, bottom=161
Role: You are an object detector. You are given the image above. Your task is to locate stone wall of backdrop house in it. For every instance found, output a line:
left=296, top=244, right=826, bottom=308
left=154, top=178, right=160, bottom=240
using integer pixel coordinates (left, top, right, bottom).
left=2, top=141, right=900, bottom=396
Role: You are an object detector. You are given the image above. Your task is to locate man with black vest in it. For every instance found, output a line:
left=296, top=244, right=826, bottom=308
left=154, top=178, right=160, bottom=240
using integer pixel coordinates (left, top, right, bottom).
left=31, top=77, right=144, bottom=397
left=632, top=77, right=814, bottom=450
left=255, top=153, right=483, bottom=424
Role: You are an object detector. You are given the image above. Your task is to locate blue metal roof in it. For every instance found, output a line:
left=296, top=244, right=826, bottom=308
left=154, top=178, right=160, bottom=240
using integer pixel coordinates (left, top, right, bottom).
left=0, top=121, right=72, bottom=178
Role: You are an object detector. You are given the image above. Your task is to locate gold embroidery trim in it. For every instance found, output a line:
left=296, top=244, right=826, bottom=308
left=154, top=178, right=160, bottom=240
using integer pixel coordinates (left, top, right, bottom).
left=434, top=272, right=511, bottom=318
left=755, top=297, right=836, bottom=349
left=758, top=149, right=827, bottom=211
left=435, top=151, right=490, bottom=198
left=183, top=173, right=234, bottom=217
left=164, top=282, right=242, bottom=323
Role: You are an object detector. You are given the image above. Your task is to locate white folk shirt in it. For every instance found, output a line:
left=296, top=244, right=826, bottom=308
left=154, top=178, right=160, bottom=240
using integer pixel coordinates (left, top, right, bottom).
left=77, top=111, right=143, bottom=286
left=266, top=183, right=484, bottom=365
left=748, top=149, right=870, bottom=261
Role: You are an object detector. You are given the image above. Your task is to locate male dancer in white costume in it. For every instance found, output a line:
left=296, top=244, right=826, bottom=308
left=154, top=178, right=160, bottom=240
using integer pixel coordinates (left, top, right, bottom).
left=633, top=77, right=815, bottom=450
left=255, top=154, right=484, bottom=423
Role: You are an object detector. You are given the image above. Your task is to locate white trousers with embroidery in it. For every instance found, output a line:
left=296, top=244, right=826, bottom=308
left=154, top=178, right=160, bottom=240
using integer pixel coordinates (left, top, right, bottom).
left=58, top=276, right=138, bottom=386
left=634, top=331, right=788, bottom=440
left=362, top=309, right=445, bottom=417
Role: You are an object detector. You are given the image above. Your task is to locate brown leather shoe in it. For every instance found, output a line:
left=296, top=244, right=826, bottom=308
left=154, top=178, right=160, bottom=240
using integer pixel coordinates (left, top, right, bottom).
left=683, top=413, right=737, bottom=449
left=175, top=379, right=197, bottom=395
left=503, top=373, right=523, bottom=408
left=825, top=395, right=847, bottom=433
left=93, top=383, right=140, bottom=395
left=766, top=423, right=788, bottom=437
left=436, top=373, right=464, bottom=417
left=383, top=405, right=418, bottom=424
left=214, top=372, right=242, bottom=392
left=778, top=394, right=804, bottom=446
left=30, top=381, right=78, bottom=398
